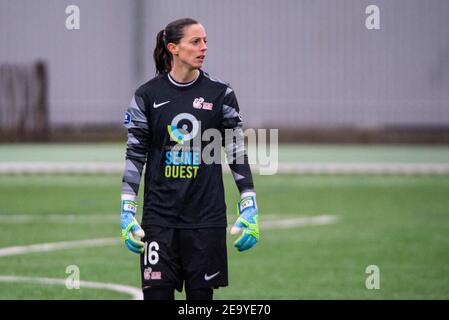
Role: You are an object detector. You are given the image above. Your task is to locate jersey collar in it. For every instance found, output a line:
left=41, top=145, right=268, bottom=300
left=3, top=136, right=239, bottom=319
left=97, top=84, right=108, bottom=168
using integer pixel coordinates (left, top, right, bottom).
left=166, top=69, right=203, bottom=89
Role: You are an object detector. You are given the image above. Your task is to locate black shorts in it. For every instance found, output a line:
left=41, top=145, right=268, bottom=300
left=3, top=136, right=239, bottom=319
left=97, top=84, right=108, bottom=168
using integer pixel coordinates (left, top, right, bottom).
left=140, top=226, right=228, bottom=292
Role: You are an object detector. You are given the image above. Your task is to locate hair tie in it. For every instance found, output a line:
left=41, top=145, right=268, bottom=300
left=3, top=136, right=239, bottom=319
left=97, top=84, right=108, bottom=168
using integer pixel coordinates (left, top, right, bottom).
left=162, top=30, right=167, bottom=45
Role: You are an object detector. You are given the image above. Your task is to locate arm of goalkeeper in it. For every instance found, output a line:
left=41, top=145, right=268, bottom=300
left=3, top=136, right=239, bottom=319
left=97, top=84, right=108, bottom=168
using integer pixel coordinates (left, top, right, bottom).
left=121, top=194, right=145, bottom=254
left=230, top=192, right=259, bottom=251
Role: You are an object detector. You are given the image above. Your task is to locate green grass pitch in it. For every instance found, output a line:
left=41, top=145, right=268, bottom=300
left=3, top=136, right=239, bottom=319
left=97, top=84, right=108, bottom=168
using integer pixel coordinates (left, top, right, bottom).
left=0, top=173, right=448, bottom=299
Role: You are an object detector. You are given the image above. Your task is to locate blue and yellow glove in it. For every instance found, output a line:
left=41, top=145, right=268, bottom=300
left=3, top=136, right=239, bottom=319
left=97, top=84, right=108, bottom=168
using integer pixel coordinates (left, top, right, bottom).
left=121, top=196, right=145, bottom=254
left=230, top=192, right=259, bottom=251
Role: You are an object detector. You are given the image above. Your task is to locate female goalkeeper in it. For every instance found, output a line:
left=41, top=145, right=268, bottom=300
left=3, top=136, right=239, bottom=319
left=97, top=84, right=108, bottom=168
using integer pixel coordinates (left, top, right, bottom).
left=120, top=17, right=259, bottom=300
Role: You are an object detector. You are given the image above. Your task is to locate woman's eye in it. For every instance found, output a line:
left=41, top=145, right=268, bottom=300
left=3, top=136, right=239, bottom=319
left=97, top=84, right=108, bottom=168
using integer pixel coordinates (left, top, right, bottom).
left=192, top=39, right=206, bottom=45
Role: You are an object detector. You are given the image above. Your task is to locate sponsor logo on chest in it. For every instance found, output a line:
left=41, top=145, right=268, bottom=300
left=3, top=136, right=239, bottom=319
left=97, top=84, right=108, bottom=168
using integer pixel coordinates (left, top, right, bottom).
left=193, top=97, right=213, bottom=110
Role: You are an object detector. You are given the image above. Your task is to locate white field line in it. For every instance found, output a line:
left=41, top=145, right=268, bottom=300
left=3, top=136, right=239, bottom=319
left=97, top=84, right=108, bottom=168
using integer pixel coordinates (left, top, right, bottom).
left=0, top=215, right=337, bottom=257
left=0, top=238, right=120, bottom=257
left=0, top=275, right=143, bottom=300
left=0, top=214, right=335, bottom=226
left=260, top=214, right=337, bottom=230
left=0, top=162, right=124, bottom=174
left=0, top=214, right=336, bottom=299
left=274, top=163, right=449, bottom=175
left=0, top=214, right=120, bottom=224
left=0, top=213, right=328, bottom=225
left=1, top=162, right=449, bottom=175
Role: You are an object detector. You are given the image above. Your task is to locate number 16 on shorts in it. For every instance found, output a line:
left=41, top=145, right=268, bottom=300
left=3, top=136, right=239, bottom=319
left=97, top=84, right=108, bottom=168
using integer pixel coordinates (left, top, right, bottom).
left=143, top=241, right=160, bottom=266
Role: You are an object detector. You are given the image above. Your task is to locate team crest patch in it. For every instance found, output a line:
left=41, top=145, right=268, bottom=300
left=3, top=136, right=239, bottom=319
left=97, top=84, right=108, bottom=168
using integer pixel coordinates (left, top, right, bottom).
left=124, top=112, right=131, bottom=125
left=193, top=97, right=213, bottom=110
left=143, top=267, right=162, bottom=280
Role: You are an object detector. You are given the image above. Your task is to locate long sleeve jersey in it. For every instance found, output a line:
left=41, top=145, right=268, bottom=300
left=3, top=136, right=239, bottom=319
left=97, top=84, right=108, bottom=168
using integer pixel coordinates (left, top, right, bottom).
left=122, top=70, right=254, bottom=228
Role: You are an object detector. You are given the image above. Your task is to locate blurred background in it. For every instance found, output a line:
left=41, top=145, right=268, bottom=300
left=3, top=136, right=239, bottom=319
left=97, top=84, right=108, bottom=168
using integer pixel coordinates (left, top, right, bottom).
left=0, top=0, right=448, bottom=300
left=1, top=0, right=448, bottom=143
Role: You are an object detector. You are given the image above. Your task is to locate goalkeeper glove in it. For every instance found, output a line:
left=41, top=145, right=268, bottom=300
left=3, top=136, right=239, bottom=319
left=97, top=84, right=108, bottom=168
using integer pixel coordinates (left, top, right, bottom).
left=121, top=195, right=145, bottom=254
left=230, top=192, right=259, bottom=251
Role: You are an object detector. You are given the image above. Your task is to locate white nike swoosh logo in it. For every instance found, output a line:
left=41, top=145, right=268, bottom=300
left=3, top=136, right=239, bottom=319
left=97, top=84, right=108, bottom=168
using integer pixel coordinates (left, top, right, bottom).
left=204, top=271, right=220, bottom=281
left=153, top=101, right=170, bottom=108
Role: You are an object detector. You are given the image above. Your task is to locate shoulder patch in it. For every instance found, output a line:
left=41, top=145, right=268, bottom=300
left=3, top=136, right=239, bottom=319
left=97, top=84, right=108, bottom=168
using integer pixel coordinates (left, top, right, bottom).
left=124, top=111, right=131, bottom=125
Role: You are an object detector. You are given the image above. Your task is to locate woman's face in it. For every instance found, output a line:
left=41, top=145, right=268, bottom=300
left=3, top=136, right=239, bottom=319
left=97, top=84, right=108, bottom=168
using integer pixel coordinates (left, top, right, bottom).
left=170, top=23, right=208, bottom=70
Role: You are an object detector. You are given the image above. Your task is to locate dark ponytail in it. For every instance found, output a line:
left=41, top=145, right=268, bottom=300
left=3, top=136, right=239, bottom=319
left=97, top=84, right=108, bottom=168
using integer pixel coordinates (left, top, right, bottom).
left=153, top=18, right=199, bottom=75
left=153, top=30, right=171, bottom=75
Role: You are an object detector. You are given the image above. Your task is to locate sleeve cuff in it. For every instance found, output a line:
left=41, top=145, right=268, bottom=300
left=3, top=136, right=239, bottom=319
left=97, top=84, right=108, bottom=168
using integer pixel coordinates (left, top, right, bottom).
left=121, top=193, right=137, bottom=202
left=240, top=191, right=256, bottom=199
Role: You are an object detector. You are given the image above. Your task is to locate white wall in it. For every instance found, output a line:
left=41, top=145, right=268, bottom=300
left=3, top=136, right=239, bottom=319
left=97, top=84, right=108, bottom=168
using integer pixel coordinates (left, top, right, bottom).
left=0, top=0, right=136, bottom=125
left=1, top=0, right=448, bottom=128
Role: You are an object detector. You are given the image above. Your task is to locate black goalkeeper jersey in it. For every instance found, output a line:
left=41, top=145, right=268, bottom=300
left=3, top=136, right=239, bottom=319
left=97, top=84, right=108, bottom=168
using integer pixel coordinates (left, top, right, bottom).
left=122, top=70, right=254, bottom=229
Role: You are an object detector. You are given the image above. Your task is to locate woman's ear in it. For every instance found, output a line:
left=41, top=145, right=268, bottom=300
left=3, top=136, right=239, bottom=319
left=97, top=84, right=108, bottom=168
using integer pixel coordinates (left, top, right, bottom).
left=167, top=43, right=178, bottom=55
